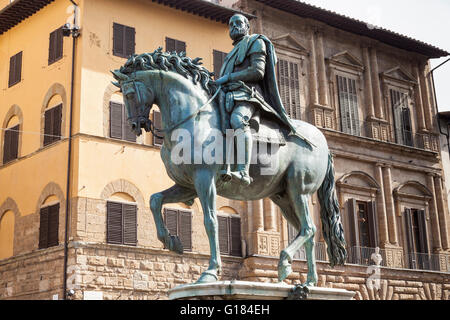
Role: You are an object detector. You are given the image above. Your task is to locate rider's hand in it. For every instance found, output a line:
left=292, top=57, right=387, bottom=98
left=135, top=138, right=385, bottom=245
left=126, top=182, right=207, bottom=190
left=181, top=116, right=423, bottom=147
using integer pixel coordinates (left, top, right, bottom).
left=213, top=74, right=230, bottom=86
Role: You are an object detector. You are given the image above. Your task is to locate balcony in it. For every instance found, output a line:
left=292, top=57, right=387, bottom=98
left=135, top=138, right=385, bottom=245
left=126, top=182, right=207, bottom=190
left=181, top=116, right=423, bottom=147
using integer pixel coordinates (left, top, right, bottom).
left=293, top=243, right=450, bottom=273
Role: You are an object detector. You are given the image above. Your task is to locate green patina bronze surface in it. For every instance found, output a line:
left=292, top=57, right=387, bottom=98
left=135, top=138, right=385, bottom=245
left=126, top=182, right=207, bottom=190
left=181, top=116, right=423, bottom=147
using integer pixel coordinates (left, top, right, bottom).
left=112, top=14, right=347, bottom=286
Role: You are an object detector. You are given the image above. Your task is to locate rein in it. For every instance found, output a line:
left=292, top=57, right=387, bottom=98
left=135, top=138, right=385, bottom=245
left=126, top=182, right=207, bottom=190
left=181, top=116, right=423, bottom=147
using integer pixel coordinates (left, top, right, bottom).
left=154, top=86, right=222, bottom=139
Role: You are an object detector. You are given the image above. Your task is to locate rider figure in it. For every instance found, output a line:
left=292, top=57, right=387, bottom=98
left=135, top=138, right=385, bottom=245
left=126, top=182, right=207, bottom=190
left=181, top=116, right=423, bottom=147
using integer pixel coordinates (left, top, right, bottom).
left=214, top=14, right=314, bottom=186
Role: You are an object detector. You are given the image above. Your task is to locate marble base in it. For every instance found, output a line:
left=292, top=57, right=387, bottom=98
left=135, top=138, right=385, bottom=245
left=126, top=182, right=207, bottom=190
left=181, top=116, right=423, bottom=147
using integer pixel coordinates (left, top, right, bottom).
left=168, top=281, right=355, bottom=300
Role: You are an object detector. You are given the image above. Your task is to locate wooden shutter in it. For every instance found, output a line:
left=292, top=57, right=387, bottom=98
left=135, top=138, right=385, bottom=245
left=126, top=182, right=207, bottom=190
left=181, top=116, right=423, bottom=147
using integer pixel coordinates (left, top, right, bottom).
left=107, top=202, right=123, bottom=245
left=153, top=110, right=163, bottom=146
left=166, top=38, right=186, bottom=54
left=110, top=102, right=123, bottom=139
left=49, top=28, right=63, bottom=65
left=337, top=75, right=359, bottom=135
left=53, top=104, right=62, bottom=142
left=277, top=59, right=301, bottom=120
left=164, top=209, right=178, bottom=238
left=402, top=107, right=413, bottom=147
left=113, top=23, right=125, bottom=57
left=391, top=89, right=404, bottom=145
left=218, top=216, right=230, bottom=254
left=213, top=50, right=227, bottom=79
left=9, top=52, right=22, bottom=87
left=44, top=108, right=53, bottom=146
left=3, top=125, right=19, bottom=164
left=230, top=217, right=242, bottom=257
left=123, top=204, right=137, bottom=246
left=179, top=210, right=192, bottom=251
left=347, top=198, right=359, bottom=247
left=39, top=207, right=49, bottom=249
left=404, top=208, right=416, bottom=268
left=367, top=201, right=379, bottom=248
left=125, top=26, right=136, bottom=58
left=47, top=204, right=59, bottom=247
left=416, top=210, right=428, bottom=254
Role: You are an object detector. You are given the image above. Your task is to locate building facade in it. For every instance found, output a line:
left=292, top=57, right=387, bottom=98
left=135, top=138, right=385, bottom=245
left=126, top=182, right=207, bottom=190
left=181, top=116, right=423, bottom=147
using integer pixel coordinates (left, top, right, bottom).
left=0, top=0, right=449, bottom=300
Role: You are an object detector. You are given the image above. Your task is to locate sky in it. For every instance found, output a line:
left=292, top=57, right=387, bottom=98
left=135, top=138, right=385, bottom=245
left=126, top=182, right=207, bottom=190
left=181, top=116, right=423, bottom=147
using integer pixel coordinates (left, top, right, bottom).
left=300, top=0, right=450, bottom=112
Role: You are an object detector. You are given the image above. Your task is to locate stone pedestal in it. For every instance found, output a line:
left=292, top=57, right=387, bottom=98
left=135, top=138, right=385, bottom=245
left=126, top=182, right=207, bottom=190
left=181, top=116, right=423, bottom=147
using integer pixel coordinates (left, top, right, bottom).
left=168, top=281, right=355, bottom=300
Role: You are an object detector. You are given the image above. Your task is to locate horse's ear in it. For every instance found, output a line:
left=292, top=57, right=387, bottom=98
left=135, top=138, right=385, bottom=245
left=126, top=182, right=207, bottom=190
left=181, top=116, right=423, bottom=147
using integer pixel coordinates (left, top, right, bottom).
left=112, top=81, right=121, bottom=88
left=111, top=70, right=128, bottom=81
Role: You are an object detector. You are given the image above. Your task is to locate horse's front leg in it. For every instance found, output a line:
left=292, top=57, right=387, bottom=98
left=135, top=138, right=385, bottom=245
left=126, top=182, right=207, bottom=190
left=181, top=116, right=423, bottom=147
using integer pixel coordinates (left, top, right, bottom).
left=193, top=168, right=221, bottom=283
left=150, top=184, right=197, bottom=254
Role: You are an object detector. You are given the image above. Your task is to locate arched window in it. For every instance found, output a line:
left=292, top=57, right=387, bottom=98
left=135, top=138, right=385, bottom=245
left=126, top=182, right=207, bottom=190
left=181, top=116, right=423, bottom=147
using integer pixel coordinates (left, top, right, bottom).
left=0, top=210, right=15, bottom=260
left=3, top=116, right=20, bottom=164
left=106, top=193, right=137, bottom=246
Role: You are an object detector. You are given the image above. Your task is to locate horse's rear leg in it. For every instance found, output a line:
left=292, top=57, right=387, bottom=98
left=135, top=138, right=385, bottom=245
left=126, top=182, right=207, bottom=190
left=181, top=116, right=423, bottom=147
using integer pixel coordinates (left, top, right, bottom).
left=274, top=189, right=317, bottom=285
left=150, top=184, right=197, bottom=254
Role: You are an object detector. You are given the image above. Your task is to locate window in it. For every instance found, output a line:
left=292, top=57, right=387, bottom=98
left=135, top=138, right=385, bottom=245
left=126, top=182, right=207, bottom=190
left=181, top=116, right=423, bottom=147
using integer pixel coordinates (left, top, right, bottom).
left=113, top=23, right=135, bottom=58
left=9, top=51, right=22, bottom=87
left=39, top=203, right=59, bottom=249
left=48, top=27, right=63, bottom=65
left=404, top=208, right=429, bottom=270
left=152, top=110, right=163, bottom=146
left=347, top=199, right=379, bottom=265
left=3, top=124, right=19, bottom=164
left=213, top=50, right=227, bottom=80
left=165, top=37, right=186, bottom=54
left=390, top=89, right=413, bottom=147
left=43, top=104, right=62, bottom=146
left=218, top=215, right=242, bottom=257
left=337, top=75, right=360, bottom=136
left=106, top=201, right=137, bottom=246
left=110, top=101, right=136, bottom=142
left=277, top=59, right=301, bottom=120
left=164, top=208, right=192, bottom=252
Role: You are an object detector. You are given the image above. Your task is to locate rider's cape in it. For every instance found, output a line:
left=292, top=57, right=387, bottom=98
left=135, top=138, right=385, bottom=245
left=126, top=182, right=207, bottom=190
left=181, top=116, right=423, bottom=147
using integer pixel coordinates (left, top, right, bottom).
left=219, top=34, right=314, bottom=147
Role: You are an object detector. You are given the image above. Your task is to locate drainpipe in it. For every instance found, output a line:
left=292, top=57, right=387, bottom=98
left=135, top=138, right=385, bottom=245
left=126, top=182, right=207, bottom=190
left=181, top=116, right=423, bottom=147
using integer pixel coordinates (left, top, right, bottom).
left=63, top=0, right=80, bottom=301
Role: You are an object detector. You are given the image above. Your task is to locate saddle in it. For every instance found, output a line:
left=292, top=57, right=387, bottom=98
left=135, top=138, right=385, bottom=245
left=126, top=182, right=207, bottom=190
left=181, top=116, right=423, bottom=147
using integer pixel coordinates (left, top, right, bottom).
left=249, top=111, right=286, bottom=146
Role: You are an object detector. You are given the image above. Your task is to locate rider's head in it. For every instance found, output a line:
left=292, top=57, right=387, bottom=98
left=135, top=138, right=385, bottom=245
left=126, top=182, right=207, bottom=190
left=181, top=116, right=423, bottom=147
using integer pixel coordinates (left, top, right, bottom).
left=229, top=14, right=250, bottom=42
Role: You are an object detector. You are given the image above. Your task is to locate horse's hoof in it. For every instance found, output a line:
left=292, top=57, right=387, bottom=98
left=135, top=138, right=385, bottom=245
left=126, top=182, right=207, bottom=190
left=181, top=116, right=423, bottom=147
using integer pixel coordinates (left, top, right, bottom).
left=169, top=235, right=184, bottom=255
left=278, top=251, right=293, bottom=282
left=196, top=270, right=219, bottom=284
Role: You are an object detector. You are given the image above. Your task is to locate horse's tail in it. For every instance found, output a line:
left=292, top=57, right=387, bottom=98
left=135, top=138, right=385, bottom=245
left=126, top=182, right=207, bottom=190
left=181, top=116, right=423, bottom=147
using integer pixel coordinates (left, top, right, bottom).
left=317, top=152, right=347, bottom=267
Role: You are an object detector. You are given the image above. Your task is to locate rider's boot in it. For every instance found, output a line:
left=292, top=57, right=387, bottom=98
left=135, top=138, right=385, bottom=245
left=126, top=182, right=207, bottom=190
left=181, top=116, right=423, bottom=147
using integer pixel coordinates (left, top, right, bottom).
left=230, top=127, right=253, bottom=186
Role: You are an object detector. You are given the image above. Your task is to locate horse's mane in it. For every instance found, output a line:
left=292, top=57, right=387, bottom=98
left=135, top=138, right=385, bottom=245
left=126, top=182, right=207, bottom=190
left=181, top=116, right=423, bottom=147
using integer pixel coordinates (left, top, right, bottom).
left=119, top=47, right=217, bottom=95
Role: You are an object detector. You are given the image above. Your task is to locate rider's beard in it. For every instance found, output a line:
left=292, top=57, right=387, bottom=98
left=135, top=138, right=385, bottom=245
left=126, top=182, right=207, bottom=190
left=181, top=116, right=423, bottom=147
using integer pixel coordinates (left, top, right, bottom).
left=230, top=27, right=248, bottom=42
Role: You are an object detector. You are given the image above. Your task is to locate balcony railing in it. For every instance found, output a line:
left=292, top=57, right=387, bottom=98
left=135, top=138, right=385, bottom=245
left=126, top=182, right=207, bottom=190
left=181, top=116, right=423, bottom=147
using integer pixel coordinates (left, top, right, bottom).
left=293, top=243, right=449, bottom=273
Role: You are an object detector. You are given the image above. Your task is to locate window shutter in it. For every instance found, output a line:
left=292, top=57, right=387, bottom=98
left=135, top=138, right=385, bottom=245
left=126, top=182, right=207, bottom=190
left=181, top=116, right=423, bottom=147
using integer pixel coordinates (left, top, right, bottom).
left=164, top=209, right=178, bottom=238
left=125, top=26, right=136, bottom=58
left=47, top=204, right=59, bottom=247
left=213, top=50, right=227, bottom=79
left=337, top=76, right=359, bottom=135
left=49, top=30, right=56, bottom=64
left=9, top=52, right=22, bottom=87
left=277, top=60, right=301, bottom=120
left=179, top=210, right=192, bottom=251
left=176, top=40, right=186, bottom=54
left=416, top=210, right=428, bottom=254
left=110, top=102, right=123, bottom=139
left=3, top=124, right=19, bottom=164
left=123, top=204, right=137, bottom=246
left=53, top=104, right=62, bottom=142
left=367, top=201, right=379, bottom=248
left=113, top=23, right=125, bottom=57
left=15, top=52, right=22, bottom=86
left=44, top=108, right=53, bottom=146
left=39, top=207, right=49, bottom=249
left=166, top=38, right=185, bottom=54
left=56, top=28, right=64, bottom=62
left=402, top=107, right=413, bottom=147
left=153, top=110, right=163, bottom=146
left=230, top=217, right=242, bottom=257
left=218, top=216, right=229, bottom=254
left=391, top=89, right=404, bottom=145
left=347, top=198, right=359, bottom=247
left=123, top=106, right=136, bottom=143
left=166, top=37, right=176, bottom=52
left=107, top=202, right=123, bottom=245
left=404, top=208, right=416, bottom=268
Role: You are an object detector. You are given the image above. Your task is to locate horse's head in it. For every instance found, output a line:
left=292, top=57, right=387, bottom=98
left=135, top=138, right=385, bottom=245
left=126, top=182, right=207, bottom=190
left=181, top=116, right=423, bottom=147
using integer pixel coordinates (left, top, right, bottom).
left=111, top=70, right=155, bottom=136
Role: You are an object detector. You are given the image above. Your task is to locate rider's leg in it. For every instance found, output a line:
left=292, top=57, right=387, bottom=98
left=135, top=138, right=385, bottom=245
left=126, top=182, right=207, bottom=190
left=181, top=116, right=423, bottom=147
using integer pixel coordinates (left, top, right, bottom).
left=230, top=103, right=254, bottom=186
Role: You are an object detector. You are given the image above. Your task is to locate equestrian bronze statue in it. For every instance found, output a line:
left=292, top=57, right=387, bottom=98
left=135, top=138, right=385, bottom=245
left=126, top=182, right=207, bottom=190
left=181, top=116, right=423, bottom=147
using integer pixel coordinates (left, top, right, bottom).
left=112, top=14, right=347, bottom=286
